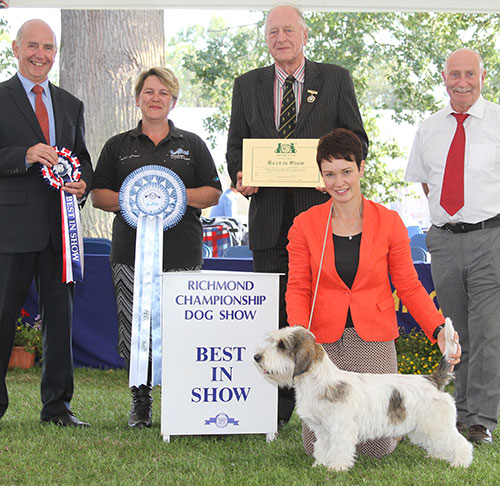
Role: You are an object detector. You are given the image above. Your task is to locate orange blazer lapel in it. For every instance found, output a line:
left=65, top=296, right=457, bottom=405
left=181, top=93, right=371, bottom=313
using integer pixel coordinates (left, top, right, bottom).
left=354, top=197, right=375, bottom=289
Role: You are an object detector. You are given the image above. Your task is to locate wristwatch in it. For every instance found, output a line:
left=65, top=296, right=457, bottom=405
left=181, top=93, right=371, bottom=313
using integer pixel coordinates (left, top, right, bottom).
left=433, top=324, right=445, bottom=340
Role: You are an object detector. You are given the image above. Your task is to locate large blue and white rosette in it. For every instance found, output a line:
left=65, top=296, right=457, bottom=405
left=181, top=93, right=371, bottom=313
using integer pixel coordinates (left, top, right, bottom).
left=120, top=166, right=187, bottom=387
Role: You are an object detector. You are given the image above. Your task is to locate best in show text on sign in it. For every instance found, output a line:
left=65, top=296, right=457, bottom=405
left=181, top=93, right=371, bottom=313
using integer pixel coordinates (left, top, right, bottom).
left=161, top=271, right=278, bottom=441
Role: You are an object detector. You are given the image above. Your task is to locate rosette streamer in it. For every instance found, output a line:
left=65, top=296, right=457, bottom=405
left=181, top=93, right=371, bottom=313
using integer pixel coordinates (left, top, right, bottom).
left=40, top=147, right=84, bottom=283
left=119, top=166, right=187, bottom=387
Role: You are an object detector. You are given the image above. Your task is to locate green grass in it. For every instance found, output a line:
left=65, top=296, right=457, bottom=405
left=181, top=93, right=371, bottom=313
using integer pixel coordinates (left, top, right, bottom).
left=0, top=367, right=498, bottom=486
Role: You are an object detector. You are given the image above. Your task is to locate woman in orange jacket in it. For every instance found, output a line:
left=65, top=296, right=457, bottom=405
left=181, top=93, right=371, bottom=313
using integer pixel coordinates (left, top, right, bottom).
left=286, top=128, right=461, bottom=458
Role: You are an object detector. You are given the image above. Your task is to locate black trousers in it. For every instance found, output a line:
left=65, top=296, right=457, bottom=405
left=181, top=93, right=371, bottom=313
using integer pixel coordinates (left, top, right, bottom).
left=252, top=195, right=295, bottom=424
left=0, top=242, right=74, bottom=420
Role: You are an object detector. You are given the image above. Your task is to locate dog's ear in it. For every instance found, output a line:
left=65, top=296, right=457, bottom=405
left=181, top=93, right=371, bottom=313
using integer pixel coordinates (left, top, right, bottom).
left=293, top=344, right=314, bottom=377
left=292, top=331, right=318, bottom=378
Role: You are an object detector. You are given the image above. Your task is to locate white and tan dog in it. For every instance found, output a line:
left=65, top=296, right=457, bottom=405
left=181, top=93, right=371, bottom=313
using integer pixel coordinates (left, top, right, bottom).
left=254, top=320, right=473, bottom=471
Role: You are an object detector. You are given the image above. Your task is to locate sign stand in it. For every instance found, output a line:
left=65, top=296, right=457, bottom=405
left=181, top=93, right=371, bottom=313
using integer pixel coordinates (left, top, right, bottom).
left=161, top=270, right=279, bottom=442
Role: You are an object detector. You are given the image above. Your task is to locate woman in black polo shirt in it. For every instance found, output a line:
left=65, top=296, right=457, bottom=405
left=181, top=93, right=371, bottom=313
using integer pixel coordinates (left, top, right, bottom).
left=91, top=67, right=221, bottom=428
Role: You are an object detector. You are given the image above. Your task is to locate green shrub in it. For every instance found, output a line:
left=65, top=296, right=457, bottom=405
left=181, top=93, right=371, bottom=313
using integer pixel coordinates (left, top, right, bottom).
left=396, top=327, right=440, bottom=375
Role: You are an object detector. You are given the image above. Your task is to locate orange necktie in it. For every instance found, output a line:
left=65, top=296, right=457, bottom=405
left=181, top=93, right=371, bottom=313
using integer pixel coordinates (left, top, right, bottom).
left=32, top=85, right=50, bottom=144
left=440, top=113, right=469, bottom=216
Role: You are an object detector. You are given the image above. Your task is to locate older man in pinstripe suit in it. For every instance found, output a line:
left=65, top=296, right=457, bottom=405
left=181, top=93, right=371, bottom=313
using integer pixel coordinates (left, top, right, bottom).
left=226, top=4, right=368, bottom=428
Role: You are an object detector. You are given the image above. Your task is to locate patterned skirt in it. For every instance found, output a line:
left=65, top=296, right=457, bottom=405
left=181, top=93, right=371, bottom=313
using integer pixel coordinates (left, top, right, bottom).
left=301, top=327, right=398, bottom=459
left=111, top=263, right=201, bottom=361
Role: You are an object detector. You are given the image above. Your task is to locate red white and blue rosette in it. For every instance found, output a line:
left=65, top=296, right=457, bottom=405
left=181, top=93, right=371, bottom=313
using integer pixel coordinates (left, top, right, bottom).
left=119, top=166, right=187, bottom=387
left=40, top=147, right=84, bottom=283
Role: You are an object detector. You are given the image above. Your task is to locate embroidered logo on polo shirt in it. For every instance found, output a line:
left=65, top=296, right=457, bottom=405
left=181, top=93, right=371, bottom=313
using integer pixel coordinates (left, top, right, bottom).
left=169, top=148, right=191, bottom=160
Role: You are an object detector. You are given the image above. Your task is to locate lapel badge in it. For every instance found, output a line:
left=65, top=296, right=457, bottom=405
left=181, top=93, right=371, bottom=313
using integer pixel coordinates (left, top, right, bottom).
left=307, top=89, right=318, bottom=103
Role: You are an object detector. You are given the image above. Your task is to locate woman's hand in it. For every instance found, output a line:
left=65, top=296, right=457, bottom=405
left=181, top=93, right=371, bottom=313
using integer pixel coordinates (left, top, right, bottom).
left=437, top=329, right=461, bottom=370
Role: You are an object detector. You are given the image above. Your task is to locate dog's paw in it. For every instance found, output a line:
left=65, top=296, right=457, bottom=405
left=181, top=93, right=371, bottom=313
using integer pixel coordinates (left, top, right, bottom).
left=322, top=459, right=354, bottom=471
left=327, top=464, right=352, bottom=472
left=313, top=460, right=353, bottom=471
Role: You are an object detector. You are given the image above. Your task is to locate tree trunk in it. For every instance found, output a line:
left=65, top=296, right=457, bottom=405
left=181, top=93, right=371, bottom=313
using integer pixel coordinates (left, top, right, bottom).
left=59, top=10, right=164, bottom=237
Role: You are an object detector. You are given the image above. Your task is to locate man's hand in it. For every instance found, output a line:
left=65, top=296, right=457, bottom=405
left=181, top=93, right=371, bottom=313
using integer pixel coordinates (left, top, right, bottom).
left=236, top=171, right=259, bottom=196
left=62, top=180, right=87, bottom=199
left=26, top=143, right=58, bottom=168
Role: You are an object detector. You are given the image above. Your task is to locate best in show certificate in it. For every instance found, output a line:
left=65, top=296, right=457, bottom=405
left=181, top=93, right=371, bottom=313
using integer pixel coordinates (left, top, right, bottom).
left=242, top=138, right=321, bottom=188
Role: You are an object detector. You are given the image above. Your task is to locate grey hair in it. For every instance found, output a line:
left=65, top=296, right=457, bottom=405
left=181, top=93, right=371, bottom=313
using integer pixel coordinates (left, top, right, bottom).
left=444, top=48, right=484, bottom=74
left=15, top=19, right=57, bottom=47
left=265, top=3, right=307, bottom=31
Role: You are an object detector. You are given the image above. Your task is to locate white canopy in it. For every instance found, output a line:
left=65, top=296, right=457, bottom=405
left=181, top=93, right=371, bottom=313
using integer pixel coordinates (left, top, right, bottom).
left=5, top=0, right=500, bottom=13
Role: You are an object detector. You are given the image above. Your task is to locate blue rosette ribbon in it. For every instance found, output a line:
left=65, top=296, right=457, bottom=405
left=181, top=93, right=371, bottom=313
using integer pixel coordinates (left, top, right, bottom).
left=119, top=165, right=187, bottom=387
left=40, top=147, right=84, bottom=283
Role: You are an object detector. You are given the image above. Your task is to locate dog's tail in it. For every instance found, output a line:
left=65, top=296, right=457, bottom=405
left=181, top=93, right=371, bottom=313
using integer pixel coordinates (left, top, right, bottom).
left=426, top=318, right=456, bottom=390
left=443, top=317, right=457, bottom=359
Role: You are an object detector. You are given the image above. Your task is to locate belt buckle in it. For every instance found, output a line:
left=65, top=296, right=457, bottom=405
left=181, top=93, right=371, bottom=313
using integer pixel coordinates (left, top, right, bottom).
left=443, top=223, right=458, bottom=233
left=443, top=223, right=464, bottom=233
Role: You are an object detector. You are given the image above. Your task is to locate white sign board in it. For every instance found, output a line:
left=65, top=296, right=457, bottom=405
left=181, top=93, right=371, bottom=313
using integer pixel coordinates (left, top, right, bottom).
left=161, top=271, right=278, bottom=441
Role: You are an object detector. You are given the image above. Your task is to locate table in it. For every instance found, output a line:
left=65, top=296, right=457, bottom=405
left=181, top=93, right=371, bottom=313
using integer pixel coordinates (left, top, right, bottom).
left=25, top=257, right=437, bottom=369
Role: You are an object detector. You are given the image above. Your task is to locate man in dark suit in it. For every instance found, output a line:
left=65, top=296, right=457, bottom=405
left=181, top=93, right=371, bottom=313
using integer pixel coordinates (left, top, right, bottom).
left=226, top=4, right=368, bottom=428
left=0, top=19, right=92, bottom=427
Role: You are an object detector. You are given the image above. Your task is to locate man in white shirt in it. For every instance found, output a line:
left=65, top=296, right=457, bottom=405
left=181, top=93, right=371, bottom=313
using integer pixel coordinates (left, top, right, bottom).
left=405, top=48, right=500, bottom=445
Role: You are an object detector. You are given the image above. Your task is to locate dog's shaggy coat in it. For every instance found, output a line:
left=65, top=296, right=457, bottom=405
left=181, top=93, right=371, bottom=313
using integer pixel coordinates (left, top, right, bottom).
left=254, top=322, right=473, bottom=471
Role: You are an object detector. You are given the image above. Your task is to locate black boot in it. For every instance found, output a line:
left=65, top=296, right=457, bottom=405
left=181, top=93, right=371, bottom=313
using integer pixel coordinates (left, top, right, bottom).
left=128, top=385, right=152, bottom=429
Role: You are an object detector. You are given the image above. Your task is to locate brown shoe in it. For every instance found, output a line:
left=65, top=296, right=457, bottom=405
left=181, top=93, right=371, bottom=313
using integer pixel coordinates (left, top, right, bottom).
left=468, top=425, right=492, bottom=444
left=456, top=421, right=467, bottom=435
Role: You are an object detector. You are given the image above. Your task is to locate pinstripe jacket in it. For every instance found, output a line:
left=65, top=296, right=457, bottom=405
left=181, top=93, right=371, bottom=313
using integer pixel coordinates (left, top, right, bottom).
left=226, top=59, right=368, bottom=251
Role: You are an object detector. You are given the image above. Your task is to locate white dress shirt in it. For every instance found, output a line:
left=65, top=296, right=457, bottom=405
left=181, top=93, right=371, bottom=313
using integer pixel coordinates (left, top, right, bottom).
left=405, top=95, right=500, bottom=226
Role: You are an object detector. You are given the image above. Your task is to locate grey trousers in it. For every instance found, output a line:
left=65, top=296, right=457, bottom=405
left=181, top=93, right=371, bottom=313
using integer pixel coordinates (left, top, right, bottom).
left=427, top=225, right=500, bottom=431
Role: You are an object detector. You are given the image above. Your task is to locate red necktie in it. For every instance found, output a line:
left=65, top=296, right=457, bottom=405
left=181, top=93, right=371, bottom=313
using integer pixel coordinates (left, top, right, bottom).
left=440, top=113, right=469, bottom=216
left=32, top=85, right=50, bottom=144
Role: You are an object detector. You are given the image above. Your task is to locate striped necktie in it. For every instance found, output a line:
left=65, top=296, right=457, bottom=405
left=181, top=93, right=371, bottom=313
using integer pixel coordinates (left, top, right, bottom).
left=278, top=76, right=296, bottom=138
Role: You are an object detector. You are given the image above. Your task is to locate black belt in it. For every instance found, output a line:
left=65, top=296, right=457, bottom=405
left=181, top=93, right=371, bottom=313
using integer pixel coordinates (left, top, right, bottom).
left=439, top=215, right=500, bottom=233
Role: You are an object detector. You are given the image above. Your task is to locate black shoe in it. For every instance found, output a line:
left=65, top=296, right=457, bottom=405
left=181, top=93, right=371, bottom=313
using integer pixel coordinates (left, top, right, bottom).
left=468, top=424, right=492, bottom=444
left=41, top=410, right=90, bottom=428
left=456, top=421, right=468, bottom=435
left=128, top=385, right=152, bottom=429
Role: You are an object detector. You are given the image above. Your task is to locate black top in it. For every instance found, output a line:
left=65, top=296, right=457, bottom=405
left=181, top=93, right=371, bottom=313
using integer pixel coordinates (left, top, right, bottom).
left=333, top=233, right=361, bottom=328
left=93, top=120, right=221, bottom=269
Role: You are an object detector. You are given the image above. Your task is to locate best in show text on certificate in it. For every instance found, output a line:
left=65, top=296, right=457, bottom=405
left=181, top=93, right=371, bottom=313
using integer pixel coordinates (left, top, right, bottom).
left=242, top=139, right=322, bottom=188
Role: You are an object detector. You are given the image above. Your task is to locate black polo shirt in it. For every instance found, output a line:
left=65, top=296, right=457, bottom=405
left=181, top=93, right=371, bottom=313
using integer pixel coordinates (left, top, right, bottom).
left=93, top=120, right=221, bottom=269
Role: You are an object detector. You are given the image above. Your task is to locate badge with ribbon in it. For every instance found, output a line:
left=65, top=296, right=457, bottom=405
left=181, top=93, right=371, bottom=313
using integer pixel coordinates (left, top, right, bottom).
left=40, top=147, right=84, bottom=283
left=120, top=165, right=187, bottom=387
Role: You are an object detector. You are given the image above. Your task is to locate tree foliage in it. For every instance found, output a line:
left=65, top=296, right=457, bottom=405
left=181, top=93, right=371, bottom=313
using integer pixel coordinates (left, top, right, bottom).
left=177, top=11, right=500, bottom=203
left=0, top=16, right=16, bottom=81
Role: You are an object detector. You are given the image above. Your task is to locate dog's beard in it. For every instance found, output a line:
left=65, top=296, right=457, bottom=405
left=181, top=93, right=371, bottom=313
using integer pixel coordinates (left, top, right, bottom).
left=254, top=349, right=295, bottom=388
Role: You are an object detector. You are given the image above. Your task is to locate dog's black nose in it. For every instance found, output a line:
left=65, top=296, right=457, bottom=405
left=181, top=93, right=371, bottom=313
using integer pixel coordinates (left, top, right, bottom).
left=254, top=353, right=262, bottom=363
